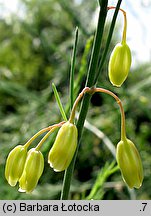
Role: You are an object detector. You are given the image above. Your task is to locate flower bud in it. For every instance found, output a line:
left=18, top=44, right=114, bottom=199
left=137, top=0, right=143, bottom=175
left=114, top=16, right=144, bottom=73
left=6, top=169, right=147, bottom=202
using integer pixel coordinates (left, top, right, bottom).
left=108, top=42, right=132, bottom=87
left=48, top=121, right=78, bottom=172
left=19, top=148, right=44, bottom=193
left=5, top=145, right=27, bottom=187
left=116, top=138, right=143, bottom=189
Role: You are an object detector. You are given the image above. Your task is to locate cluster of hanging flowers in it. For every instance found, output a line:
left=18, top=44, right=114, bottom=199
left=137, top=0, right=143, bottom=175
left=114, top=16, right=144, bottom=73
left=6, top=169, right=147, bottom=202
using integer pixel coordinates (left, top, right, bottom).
left=5, top=6, right=143, bottom=193
left=5, top=120, right=77, bottom=193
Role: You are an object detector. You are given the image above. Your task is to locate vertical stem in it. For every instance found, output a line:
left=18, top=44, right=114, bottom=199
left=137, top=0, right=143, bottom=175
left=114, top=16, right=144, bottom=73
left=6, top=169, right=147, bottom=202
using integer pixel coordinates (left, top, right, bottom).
left=60, top=0, right=108, bottom=200
left=86, top=2, right=108, bottom=87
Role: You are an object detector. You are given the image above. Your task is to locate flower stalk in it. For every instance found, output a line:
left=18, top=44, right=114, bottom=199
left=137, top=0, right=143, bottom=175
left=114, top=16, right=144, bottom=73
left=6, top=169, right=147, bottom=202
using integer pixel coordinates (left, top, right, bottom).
left=24, top=122, right=65, bottom=149
left=108, top=7, right=127, bottom=44
left=69, top=87, right=126, bottom=141
left=69, top=87, right=92, bottom=123
left=35, top=122, right=65, bottom=151
left=94, top=88, right=126, bottom=141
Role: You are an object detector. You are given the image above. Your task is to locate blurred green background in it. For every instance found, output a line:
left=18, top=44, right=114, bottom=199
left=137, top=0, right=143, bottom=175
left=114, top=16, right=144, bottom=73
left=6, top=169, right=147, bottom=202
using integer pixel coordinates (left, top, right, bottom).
left=0, top=0, right=151, bottom=200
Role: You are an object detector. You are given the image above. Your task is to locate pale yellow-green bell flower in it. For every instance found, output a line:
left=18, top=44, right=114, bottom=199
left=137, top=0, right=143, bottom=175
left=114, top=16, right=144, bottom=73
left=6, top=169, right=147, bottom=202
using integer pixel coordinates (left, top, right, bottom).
left=48, top=121, right=78, bottom=172
left=108, top=42, right=132, bottom=87
left=19, top=148, right=44, bottom=193
left=5, top=145, right=27, bottom=187
left=116, top=138, right=143, bottom=189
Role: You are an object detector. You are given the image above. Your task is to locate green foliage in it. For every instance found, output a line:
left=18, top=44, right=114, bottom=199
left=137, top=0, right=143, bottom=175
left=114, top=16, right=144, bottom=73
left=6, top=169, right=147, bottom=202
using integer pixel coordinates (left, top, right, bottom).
left=86, top=162, right=118, bottom=200
left=0, top=0, right=151, bottom=200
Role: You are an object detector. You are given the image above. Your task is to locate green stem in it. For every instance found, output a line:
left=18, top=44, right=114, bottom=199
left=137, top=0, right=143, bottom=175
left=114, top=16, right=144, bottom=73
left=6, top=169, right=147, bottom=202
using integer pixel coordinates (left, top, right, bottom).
left=94, top=0, right=123, bottom=84
left=85, top=2, right=108, bottom=87
left=60, top=0, right=108, bottom=200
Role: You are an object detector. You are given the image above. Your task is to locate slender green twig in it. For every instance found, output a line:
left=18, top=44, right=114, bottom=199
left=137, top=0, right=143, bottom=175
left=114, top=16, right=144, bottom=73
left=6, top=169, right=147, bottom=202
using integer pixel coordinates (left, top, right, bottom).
left=61, top=0, right=108, bottom=200
left=69, top=27, right=79, bottom=110
left=74, top=36, right=94, bottom=95
left=94, top=0, right=123, bottom=84
left=64, top=36, right=94, bottom=113
left=52, top=83, right=67, bottom=121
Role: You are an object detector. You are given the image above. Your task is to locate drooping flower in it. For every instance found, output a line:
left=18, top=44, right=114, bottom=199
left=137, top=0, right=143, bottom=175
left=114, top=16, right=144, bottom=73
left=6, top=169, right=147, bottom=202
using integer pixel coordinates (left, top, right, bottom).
left=108, top=42, right=132, bottom=87
left=19, top=148, right=44, bottom=193
left=5, top=145, right=27, bottom=186
left=48, top=121, right=78, bottom=172
left=116, top=138, right=143, bottom=189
